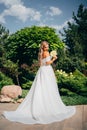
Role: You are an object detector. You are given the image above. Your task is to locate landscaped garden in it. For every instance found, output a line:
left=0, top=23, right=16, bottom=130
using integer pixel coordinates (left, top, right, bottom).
left=0, top=4, right=87, bottom=105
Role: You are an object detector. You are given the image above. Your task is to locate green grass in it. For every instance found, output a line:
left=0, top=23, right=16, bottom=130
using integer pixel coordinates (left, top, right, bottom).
left=22, top=89, right=87, bottom=105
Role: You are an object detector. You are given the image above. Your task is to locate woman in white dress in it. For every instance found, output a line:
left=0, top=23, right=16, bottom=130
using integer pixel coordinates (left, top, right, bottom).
left=3, top=41, right=76, bottom=124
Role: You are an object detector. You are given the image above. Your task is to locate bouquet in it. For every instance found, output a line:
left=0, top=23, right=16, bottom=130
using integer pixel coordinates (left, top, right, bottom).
left=50, top=50, right=57, bottom=57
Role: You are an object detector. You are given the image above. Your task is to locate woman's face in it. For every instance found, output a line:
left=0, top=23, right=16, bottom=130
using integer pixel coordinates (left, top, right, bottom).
left=42, top=42, right=49, bottom=51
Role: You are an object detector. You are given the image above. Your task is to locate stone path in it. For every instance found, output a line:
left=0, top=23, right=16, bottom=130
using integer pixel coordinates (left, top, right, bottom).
left=0, top=103, right=87, bottom=130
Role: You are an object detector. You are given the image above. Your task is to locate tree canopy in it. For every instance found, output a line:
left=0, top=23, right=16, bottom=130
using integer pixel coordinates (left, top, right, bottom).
left=62, top=4, right=87, bottom=61
left=0, top=24, right=9, bottom=57
left=5, top=26, right=64, bottom=65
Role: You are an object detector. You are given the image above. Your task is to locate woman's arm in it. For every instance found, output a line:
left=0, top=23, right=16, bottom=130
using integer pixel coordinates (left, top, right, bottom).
left=42, top=51, right=57, bottom=65
left=46, top=56, right=57, bottom=65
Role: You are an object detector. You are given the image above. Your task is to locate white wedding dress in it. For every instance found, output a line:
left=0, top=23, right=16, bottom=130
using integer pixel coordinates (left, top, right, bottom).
left=3, top=56, right=76, bottom=124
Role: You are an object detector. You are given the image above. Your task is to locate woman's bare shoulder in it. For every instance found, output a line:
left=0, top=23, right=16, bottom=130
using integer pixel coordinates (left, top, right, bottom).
left=42, top=52, right=50, bottom=58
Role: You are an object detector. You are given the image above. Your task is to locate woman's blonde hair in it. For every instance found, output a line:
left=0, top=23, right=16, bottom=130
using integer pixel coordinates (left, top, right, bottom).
left=38, top=41, right=49, bottom=66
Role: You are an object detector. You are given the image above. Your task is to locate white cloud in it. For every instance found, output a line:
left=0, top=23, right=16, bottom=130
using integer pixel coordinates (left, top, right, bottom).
left=47, top=6, right=62, bottom=16
left=50, top=18, right=74, bottom=31
left=0, top=0, right=41, bottom=23
left=33, top=11, right=41, bottom=21
left=0, top=0, right=23, bottom=7
left=0, top=15, right=5, bottom=23
left=38, top=22, right=46, bottom=27
left=38, top=18, right=73, bottom=33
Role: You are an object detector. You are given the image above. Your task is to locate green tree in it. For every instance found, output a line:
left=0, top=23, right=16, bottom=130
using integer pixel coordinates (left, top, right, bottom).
left=4, top=26, right=64, bottom=66
left=73, top=4, right=87, bottom=60
left=59, top=4, right=87, bottom=72
left=0, top=24, right=9, bottom=45
left=0, top=24, right=9, bottom=67
left=62, top=4, right=87, bottom=60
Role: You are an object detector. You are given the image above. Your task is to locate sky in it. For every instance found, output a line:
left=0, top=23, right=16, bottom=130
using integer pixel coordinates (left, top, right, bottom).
left=0, top=0, right=87, bottom=35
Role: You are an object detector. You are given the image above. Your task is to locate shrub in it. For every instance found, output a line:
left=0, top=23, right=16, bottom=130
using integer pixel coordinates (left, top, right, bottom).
left=61, top=95, right=87, bottom=105
left=57, top=56, right=85, bottom=73
left=0, top=71, right=13, bottom=90
left=55, top=69, right=87, bottom=96
left=22, top=89, right=29, bottom=98
left=60, top=88, right=77, bottom=96
left=22, top=81, right=33, bottom=89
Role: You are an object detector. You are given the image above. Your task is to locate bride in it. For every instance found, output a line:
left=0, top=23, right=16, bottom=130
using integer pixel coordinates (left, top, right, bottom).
left=3, top=41, right=76, bottom=124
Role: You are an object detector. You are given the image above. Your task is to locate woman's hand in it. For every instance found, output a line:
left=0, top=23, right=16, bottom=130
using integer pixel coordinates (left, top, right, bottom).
left=46, top=56, right=57, bottom=65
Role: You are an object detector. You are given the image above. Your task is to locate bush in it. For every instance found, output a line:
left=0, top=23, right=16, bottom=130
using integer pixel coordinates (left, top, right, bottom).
left=56, top=69, right=87, bottom=96
left=22, top=89, right=29, bottom=98
left=0, top=71, right=13, bottom=90
left=61, top=95, right=87, bottom=105
left=57, top=56, right=85, bottom=73
left=22, top=81, right=33, bottom=89
left=60, top=88, right=77, bottom=96
left=19, top=65, right=36, bottom=87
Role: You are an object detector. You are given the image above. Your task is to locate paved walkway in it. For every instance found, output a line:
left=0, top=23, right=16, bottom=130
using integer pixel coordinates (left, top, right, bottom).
left=0, top=103, right=87, bottom=130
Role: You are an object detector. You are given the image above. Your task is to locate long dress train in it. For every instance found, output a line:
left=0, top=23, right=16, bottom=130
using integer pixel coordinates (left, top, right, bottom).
left=3, top=56, right=76, bottom=124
